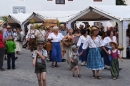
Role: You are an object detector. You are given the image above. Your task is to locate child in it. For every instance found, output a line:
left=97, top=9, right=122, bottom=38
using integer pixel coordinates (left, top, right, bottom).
left=70, top=45, right=81, bottom=78
left=109, top=42, right=123, bottom=80
left=5, top=36, right=16, bottom=69
left=32, top=39, right=47, bottom=86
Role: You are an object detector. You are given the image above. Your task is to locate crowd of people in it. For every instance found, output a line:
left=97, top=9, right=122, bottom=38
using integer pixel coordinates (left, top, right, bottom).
left=0, top=22, right=130, bottom=86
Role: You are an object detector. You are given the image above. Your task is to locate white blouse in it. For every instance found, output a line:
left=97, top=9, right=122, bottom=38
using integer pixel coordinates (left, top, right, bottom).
left=77, top=35, right=90, bottom=47
left=82, top=36, right=102, bottom=49
left=102, top=36, right=117, bottom=48
left=48, top=33, right=64, bottom=42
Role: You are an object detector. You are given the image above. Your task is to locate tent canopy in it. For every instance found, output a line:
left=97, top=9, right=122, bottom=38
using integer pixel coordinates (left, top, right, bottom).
left=22, top=12, right=44, bottom=25
left=68, top=5, right=130, bottom=23
left=8, top=13, right=32, bottom=25
left=34, top=11, right=80, bottom=23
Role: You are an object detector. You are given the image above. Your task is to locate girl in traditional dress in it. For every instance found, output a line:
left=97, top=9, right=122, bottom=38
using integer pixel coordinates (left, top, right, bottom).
left=81, top=26, right=104, bottom=79
left=102, top=30, right=117, bottom=69
left=77, top=30, right=90, bottom=66
left=73, top=28, right=81, bottom=45
left=48, top=26, right=64, bottom=68
left=109, top=42, right=123, bottom=80
left=63, top=29, right=74, bottom=68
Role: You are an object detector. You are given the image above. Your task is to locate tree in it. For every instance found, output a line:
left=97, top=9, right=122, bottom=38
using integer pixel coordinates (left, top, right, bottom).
left=116, top=0, right=126, bottom=5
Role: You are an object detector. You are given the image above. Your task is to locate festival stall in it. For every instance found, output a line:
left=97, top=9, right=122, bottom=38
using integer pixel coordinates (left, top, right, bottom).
left=67, top=5, right=130, bottom=58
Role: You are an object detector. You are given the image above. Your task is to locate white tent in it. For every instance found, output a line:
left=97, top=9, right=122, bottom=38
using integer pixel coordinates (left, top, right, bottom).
left=33, top=11, right=80, bottom=23
left=67, top=5, right=130, bottom=58
left=8, top=13, right=32, bottom=25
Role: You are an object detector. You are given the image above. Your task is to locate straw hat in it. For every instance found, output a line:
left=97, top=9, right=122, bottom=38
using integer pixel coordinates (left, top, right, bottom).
left=60, top=24, right=64, bottom=27
left=39, top=24, right=44, bottom=28
left=110, top=42, right=118, bottom=48
left=53, top=26, right=59, bottom=29
left=7, top=36, right=13, bottom=40
left=7, top=25, right=11, bottom=29
left=91, top=26, right=98, bottom=31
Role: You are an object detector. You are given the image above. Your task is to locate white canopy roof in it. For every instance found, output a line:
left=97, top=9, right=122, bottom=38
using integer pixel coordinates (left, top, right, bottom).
left=8, top=13, right=32, bottom=24
left=34, top=11, right=80, bottom=23
left=68, top=5, right=130, bottom=23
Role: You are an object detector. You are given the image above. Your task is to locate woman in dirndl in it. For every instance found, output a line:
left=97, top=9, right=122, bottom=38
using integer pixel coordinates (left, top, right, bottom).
left=48, top=26, right=64, bottom=68
left=81, top=26, right=104, bottom=79
left=102, top=30, right=117, bottom=69
left=77, top=29, right=90, bottom=66
left=63, top=29, right=74, bottom=67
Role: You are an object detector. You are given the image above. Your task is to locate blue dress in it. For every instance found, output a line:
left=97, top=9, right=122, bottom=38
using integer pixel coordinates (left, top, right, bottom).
left=50, top=42, right=62, bottom=62
left=78, top=43, right=89, bottom=62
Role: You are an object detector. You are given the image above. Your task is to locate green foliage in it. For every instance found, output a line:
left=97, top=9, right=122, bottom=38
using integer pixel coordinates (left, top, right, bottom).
left=116, top=0, right=126, bottom=5
left=56, top=19, right=60, bottom=27
left=29, top=19, right=35, bottom=24
left=34, top=24, right=39, bottom=29
left=2, top=16, right=8, bottom=22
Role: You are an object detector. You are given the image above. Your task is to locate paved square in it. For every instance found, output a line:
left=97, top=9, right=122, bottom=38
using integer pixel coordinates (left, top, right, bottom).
left=0, top=49, right=130, bottom=86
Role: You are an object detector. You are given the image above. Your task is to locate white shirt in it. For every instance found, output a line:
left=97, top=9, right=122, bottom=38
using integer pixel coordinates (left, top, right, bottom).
left=32, top=49, right=47, bottom=63
left=26, top=29, right=36, bottom=38
left=77, top=35, right=90, bottom=47
left=126, top=36, right=130, bottom=48
left=14, top=33, right=17, bottom=41
left=102, top=36, right=117, bottom=48
left=108, top=49, right=120, bottom=55
left=35, top=29, right=46, bottom=40
left=82, top=36, right=102, bottom=49
left=48, top=33, right=64, bottom=42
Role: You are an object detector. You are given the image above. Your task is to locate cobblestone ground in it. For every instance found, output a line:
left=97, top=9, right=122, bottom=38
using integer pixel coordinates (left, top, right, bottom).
left=0, top=49, right=130, bottom=86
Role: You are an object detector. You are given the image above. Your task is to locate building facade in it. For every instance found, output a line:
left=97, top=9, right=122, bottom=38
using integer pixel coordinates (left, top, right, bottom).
left=0, top=0, right=115, bottom=16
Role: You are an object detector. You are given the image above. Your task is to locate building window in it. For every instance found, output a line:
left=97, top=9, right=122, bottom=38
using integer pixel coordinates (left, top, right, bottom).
left=56, top=0, right=65, bottom=4
left=13, top=6, right=26, bottom=13
left=94, top=0, right=102, bottom=2
left=68, top=0, right=73, bottom=1
left=13, top=0, right=25, bottom=1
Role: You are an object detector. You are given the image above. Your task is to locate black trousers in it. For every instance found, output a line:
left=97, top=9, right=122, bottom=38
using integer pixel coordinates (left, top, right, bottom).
left=7, top=52, right=15, bottom=69
left=0, top=48, right=5, bottom=69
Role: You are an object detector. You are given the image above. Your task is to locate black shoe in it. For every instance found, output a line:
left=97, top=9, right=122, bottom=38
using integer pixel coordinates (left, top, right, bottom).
left=62, top=59, right=66, bottom=62
left=15, top=57, right=18, bottom=60
left=0, top=68, right=5, bottom=71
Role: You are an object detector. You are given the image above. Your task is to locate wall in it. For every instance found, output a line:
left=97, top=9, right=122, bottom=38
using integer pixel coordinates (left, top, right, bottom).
left=0, top=0, right=115, bottom=16
left=125, top=0, right=130, bottom=5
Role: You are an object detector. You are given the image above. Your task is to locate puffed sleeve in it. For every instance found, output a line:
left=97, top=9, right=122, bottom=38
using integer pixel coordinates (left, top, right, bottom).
left=60, top=33, right=64, bottom=40
left=32, top=50, right=37, bottom=59
left=108, top=50, right=111, bottom=54
left=82, top=39, right=89, bottom=50
left=118, top=50, right=120, bottom=55
left=48, top=33, right=52, bottom=39
left=99, top=36, right=103, bottom=47
left=77, top=36, right=82, bottom=47
left=102, top=37, right=108, bottom=46
left=113, top=36, right=117, bottom=43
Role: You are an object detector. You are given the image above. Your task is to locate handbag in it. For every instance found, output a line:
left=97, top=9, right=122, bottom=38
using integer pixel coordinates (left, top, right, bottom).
left=45, top=41, right=52, bottom=51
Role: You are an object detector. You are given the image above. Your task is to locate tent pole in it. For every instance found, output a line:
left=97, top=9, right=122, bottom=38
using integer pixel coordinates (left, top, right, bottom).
left=21, top=24, right=25, bottom=36
left=118, top=21, right=126, bottom=58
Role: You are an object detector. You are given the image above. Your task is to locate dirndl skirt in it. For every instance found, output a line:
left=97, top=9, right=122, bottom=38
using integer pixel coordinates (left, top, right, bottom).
left=86, top=48, right=104, bottom=70
left=78, top=43, right=89, bottom=62
left=110, top=59, right=119, bottom=78
left=102, top=47, right=111, bottom=66
left=50, top=42, right=62, bottom=62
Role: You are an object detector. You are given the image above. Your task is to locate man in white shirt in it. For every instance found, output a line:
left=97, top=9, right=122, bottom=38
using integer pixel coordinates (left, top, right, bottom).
left=26, top=25, right=36, bottom=51
left=35, top=24, right=46, bottom=41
